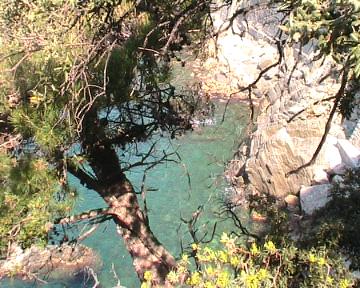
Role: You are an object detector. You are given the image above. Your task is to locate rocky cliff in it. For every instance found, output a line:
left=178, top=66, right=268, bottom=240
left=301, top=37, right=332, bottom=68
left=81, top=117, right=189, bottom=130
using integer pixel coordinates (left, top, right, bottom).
left=198, top=2, right=360, bottom=208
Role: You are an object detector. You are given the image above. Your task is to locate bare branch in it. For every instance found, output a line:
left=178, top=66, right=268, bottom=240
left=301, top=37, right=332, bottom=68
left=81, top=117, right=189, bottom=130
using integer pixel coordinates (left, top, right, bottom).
left=78, top=224, right=100, bottom=242
left=54, top=207, right=111, bottom=225
left=218, top=202, right=259, bottom=240
left=84, top=266, right=100, bottom=288
left=286, top=65, right=350, bottom=177
left=286, top=95, right=336, bottom=123
left=222, top=39, right=284, bottom=123
left=162, top=0, right=209, bottom=54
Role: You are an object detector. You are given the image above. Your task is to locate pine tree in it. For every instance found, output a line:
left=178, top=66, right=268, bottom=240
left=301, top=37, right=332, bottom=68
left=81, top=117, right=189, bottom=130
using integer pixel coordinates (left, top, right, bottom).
left=0, top=0, right=210, bottom=284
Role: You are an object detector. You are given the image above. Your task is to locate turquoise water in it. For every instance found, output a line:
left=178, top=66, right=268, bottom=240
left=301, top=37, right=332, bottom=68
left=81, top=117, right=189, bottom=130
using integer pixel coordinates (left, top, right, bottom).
left=1, top=102, right=249, bottom=288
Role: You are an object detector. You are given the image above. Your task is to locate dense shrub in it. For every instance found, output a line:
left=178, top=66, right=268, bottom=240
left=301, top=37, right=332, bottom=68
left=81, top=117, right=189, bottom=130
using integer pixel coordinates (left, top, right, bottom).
left=141, top=233, right=354, bottom=287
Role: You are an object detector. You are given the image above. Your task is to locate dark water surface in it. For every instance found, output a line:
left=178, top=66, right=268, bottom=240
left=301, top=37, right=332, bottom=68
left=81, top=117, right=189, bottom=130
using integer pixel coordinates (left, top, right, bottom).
left=2, top=102, right=249, bottom=288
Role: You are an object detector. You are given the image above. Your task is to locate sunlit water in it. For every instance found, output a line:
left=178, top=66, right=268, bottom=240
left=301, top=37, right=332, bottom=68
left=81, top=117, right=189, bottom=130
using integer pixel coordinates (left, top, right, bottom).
left=2, top=102, right=251, bottom=288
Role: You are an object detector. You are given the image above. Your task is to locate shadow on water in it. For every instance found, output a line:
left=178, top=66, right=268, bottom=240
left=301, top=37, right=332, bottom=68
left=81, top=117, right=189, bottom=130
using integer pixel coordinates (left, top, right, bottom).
left=1, top=101, right=253, bottom=288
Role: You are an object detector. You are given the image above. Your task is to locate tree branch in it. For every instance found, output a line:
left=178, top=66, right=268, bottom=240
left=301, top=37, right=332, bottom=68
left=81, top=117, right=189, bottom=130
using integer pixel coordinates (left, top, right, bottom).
left=67, top=161, right=100, bottom=191
left=219, top=202, right=260, bottom=240
left=286, top=95, right=336, bottom=123
left=286, top=66, right=349, bottom=177
left=54, top=207, right=111, bottom=225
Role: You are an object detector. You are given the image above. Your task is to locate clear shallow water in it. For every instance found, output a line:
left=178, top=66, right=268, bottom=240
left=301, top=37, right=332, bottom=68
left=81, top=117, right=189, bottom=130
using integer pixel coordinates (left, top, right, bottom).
left=2, top=102, right=249, bottom=288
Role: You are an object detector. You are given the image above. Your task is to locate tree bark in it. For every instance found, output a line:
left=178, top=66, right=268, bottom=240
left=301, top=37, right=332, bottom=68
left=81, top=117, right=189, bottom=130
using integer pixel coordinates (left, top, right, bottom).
left=100, top=175, right=176, bottom=285
left=82, top=142, right=175, bottom=284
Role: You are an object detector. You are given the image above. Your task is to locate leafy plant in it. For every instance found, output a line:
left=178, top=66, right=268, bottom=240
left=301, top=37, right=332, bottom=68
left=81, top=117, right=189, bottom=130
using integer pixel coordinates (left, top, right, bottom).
left=0, top=153, right=75, bottom=255
left=142, top=233, right=354, bottom=287
left=279, top=0, right=360, bottom=110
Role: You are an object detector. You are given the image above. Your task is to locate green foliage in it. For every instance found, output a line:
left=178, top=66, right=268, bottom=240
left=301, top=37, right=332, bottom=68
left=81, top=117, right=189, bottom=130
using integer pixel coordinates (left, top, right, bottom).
left=11, top=107, right=70, bottom=151
left=0, top=153, right=74, bottom=254
left=281, top=0, right=360, bottom=66
left=280, top=0, right=360, bottom=117
left=0, top=0, right=209, bottom=259
left=248, top=194, right=291, bottom=245
left=142, top=233, right=353, bottom=287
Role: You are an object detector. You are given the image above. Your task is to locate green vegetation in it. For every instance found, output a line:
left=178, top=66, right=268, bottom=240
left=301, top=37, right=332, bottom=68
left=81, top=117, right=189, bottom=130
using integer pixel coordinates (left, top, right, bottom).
left=281, top=0, right=360, bottom=116
left=141, top=234, right=353, bottom=287
left=0, top=154, right=74, bottom=254
left=0, top=0, right=211, bottom=283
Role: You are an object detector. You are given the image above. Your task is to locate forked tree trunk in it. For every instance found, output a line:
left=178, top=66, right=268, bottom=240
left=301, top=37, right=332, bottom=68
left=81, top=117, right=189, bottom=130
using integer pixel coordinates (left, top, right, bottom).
left=99, top=175, right=176, bottom=285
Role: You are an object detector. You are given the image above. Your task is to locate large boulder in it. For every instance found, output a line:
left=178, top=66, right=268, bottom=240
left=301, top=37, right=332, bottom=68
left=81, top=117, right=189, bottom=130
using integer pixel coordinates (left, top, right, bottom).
left=239, top=115, right=344, bottom=198
left=323, top=139, right=345, bottom=174
left=312, top=166, right=329, bottom=184
left=300, top=184, right=332, bottom=215
left=245, top=124, right=313, bottom=197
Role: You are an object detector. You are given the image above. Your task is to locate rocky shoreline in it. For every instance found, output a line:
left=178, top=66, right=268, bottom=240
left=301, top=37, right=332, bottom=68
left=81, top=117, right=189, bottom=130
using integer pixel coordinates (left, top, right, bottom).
left=0, top=243, right=101, bottom=284
left=192, top=2, right=360, bottom=217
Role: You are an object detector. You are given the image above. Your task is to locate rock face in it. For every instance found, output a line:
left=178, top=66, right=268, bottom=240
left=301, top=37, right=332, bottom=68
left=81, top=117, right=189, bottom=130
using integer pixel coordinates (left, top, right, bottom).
left=312, top=167, right=329, bottom=184
left=223, top=38, right=346, bottom=200
left=201, top=2, right=359, bottom=205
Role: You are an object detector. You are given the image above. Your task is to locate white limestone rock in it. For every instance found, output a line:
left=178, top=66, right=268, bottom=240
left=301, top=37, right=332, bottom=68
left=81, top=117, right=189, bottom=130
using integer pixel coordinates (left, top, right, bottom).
left=300, top=184, right=332, bottom=215
left=336, top=139, right=360, bottom=168
left=324, top=142, right=346, bottom=174
left=312, top=167, right=329, bottom=184
left=288, top=105, right=305, bottom=116
left=326, top=135, right=338, bottom=145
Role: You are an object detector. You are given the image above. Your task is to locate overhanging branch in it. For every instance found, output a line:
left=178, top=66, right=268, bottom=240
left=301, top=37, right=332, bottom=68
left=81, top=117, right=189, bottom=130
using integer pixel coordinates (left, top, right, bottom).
left=54, top=207, right=112, bottom=225
left=67, top=161, right=100, bottom=191
left=286, top=65, right=350, bottom=177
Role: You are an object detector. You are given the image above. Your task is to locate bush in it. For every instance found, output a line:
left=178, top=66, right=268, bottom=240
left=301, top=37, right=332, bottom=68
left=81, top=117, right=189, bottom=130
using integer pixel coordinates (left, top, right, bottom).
left=142, top=233, right=354, bottom=287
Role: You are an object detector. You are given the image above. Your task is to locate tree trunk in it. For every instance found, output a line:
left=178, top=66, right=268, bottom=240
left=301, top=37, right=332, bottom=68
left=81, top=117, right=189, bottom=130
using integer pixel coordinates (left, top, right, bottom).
left=100, top=176, right=176, bottom=284
left=83, top=142, right=176, bottom=285
left=81, top=123, right=176, bottom=284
